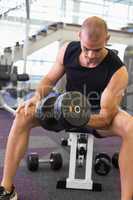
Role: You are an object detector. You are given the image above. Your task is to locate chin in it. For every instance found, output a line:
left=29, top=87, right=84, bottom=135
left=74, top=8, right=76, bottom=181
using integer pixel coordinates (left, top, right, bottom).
left=88, top=65, right=97, bottom=68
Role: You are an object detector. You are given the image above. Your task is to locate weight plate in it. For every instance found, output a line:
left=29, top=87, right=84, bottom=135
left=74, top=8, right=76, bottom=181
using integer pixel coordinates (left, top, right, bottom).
left=54, top=91, right=91, bottom=128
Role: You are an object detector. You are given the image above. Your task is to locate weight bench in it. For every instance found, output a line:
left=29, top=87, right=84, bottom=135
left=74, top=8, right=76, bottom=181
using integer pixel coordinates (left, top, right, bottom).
left=57, top=127, right=102, bottom=191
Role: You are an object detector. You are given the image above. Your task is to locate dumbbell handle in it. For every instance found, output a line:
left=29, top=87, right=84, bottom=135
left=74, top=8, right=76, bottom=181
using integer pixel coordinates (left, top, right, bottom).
left=38, top=158, right=54, bottom=164
left=38, top=158, right=50, bottom=163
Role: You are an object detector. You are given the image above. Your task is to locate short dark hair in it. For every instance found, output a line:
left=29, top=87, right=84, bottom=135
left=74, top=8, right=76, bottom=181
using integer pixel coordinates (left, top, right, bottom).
left=81, top=16, right=108, bottom=34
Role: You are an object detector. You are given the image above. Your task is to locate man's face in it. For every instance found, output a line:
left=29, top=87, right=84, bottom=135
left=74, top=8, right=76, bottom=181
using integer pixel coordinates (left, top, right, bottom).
left=80, top=30, right=108, bottom=66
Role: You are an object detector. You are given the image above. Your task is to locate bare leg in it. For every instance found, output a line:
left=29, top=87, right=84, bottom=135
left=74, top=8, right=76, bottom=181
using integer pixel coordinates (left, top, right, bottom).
left=1, top=107, right=39, bottom=191
left=110, top=110, right=133, bottom=200
left=119, top=139, right=133, bottom=200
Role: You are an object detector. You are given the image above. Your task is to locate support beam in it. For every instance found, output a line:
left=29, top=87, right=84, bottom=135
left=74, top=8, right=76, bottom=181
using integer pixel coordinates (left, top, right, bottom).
left=13, top=22, right=133, bottom=62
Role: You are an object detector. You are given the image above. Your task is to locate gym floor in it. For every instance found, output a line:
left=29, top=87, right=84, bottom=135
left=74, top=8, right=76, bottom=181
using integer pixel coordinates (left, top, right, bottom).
left=0, top=109, right=121, bottom=200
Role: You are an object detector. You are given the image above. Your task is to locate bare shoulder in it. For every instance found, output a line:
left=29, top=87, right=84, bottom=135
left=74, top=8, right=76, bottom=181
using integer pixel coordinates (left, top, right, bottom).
left=56, top=42, right=70, bottom=65
left=45, top=42, right=70, bottom=83
left=112, top=66, right=128, bottom=79
left=101, top=66, right=128, bottom=109
left=107, top=66, right=128, bottom=91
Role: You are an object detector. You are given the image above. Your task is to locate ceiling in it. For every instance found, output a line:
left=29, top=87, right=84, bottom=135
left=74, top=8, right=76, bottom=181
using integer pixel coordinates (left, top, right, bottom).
left=0, top=0, right=133, bottom=49
left=109, top=0, right=133, bottom=5
left=0, top=0, right=133, bottom=23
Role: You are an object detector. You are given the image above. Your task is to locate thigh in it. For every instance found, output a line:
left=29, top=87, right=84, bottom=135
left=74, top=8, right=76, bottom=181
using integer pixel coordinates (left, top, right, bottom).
left=97, top=109, right=133, bottom=138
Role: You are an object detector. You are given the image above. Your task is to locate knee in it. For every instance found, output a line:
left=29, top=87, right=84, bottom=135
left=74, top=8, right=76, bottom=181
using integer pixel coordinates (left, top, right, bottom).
left=14, top=108, right=36, bottom=129
left=122, top=118, right=133, bottom=140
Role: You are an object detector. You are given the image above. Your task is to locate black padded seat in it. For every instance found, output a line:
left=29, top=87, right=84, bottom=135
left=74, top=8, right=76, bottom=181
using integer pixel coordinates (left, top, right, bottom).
left=65, top=126, right=103, bottom=138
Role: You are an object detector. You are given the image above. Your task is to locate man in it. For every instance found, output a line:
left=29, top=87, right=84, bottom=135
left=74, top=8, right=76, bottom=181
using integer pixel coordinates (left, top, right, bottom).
left=0, top=16, right=132, bottom=200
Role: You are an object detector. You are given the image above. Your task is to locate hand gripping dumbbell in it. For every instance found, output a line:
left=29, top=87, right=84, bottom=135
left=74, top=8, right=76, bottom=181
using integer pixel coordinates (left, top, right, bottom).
left=94, top=153, right=112, bottom=176
left=27, top=152, right=63, bottom=171
left=35, top=91, right=91, bottom=131
left=35, top=91, right=62, bottom=131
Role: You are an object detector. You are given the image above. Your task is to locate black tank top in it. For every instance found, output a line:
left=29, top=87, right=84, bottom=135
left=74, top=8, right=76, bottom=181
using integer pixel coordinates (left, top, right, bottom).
left=63, top=41, right=124, bottom=111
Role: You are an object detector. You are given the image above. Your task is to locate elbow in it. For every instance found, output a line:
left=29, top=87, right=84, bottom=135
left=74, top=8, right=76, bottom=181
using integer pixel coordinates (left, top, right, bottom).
left=101, top=109, right=118, bottom=128
left=103, top=116, right=112, bottom=127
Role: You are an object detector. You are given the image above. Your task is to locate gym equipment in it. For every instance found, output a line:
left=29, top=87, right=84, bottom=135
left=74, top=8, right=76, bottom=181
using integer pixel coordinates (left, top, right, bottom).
left=0, top=64, right=30, bottom=114
left=27, top=152, right=63, bottom=171
left=0, top=1, right=32, bottom=114
left=94, top=153, right=111, bottom=176
left=61, top=134, right=90, bottom=168
left=112, top=152, right=119, bottom=169
left=122, top=45, right=133, bottom=113
left=61, top=138, right=68, bottom=146
left=56, top=127, right=102, bottom=191
left=23, top=0, right=30, bottom=73
left=54, top=92, right=91, bottom=128
left=35, top=91, right=63, bottom=131
left=61, top=134, right=88, bottom=168
left=35, top=91, right=91, bottom=131
left=61, top=134, right=111, bottom=173
left=76, top=134, right=87, bottom=167
left=0, top=65, right=29, bottom=86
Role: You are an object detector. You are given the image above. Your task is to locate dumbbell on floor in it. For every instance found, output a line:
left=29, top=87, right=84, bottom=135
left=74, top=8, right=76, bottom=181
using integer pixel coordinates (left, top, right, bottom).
left=94, top=153, right=112, bottom=176
left=61, top=138, right=68, bottom=146
left=27, top=152, right=63, bottom=171
left=112, top=152, right=119, bottom=169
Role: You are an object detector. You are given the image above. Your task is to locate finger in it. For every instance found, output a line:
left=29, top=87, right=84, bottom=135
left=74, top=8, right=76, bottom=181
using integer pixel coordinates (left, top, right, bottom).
left=16, top=102, right=25, bottom=113
left=24, top=101, right=31, bottom=116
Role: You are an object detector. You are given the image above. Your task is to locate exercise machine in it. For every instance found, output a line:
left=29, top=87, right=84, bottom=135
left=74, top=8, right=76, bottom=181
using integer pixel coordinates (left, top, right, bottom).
left=0, top=63, right=29, bottom=114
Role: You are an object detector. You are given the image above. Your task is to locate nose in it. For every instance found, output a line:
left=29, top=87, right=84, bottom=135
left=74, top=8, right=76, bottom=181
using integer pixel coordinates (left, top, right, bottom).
left=86, top=50, right=96, bottom=59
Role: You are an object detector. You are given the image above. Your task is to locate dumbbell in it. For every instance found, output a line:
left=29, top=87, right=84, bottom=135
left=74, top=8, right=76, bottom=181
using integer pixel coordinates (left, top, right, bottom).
left=35, top=91, right=91, bottom=131
left=54, top=91, right=91, bottom=129
left=61, top=138, right=68, bottom=146
left=112, top=152, right=119, bottom=169
left=94, top=153, right=111, bottom=176
left=27, top=152, right=63, bottom=171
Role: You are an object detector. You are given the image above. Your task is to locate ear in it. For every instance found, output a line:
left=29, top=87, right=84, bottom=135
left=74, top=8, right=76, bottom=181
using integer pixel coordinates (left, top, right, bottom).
left=105, top=34, right=110, bottom=45
left=77, top=30, right=81, bottom=40
left=106, top=34, right=110, bottom=42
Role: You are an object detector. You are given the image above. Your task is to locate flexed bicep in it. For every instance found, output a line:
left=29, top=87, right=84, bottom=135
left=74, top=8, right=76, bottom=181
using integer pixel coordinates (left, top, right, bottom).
left=100, top=66, right=128, bottom=121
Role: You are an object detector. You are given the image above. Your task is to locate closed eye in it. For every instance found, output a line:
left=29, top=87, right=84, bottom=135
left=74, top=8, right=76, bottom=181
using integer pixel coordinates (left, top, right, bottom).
left=83, top=46, right=102, bottom=53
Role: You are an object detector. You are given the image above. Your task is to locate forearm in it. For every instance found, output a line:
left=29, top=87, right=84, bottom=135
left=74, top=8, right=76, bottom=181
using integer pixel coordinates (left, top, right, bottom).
left=88, top=106, right=119, bottom=129
left=34, top=76, right=55, bottom=100
left=88, top=113, right=111, bottom=129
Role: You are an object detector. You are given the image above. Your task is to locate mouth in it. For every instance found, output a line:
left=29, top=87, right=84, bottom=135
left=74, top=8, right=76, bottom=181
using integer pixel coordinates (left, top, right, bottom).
left=87, top=59, right=97, bottom=64
left=85, top=55, right=97, bottom=62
